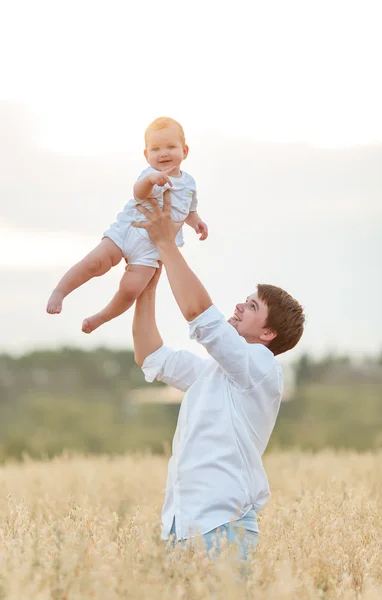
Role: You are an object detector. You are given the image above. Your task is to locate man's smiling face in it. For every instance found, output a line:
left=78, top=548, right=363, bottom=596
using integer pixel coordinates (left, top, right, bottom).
left=228, top=292, right=277, bottom=346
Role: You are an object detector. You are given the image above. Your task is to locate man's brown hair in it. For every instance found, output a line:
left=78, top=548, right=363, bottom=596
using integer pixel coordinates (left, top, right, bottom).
left=257, top=284, right=305, bottom=356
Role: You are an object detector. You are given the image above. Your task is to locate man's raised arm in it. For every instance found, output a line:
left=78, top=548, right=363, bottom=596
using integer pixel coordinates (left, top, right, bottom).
left=133, top=191, right=212, bottom=322
left=132, top=261, right=211, bottom=390
left=132, top=267, right=163, bottom=367
left=132, top=194, right=283, bottom=394
left=132, top=194, right=275, bottom=392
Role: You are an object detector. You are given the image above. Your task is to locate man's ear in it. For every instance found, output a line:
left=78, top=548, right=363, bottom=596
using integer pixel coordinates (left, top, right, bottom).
left=260, top=329, right=277, bottom=343
left=183, top=145, right=189, bottom=159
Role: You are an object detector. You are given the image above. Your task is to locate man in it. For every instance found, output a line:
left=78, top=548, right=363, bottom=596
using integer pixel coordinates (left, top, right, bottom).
left=132, top=191, right=305, bottom=558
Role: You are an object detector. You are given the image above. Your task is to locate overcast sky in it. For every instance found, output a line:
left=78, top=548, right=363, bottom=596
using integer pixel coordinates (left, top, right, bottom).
left=1, top=0, right=381, bottom=360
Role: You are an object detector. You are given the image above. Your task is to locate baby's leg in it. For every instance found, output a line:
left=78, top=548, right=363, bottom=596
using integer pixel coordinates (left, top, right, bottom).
left=81, top=264, right=156, bottom=334
left=46, top=238, right=123, bottom=314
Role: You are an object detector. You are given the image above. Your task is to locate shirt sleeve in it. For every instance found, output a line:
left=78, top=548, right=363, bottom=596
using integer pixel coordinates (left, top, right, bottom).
left=141, top=344, right=209, bottom=392
left=190, top=189, right=198, bottom=211
left=189, top=305, right=275, bottom=390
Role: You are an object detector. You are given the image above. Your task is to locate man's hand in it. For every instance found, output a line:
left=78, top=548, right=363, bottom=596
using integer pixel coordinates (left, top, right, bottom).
left=148, top=166, right=177, bottom=188
left=195, top=220, right=209, bottom=241
left=132, top=189, right=183, bottom=246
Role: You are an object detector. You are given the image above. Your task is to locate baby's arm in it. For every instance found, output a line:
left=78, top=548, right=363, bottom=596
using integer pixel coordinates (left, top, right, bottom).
left=134, top=166, right=177, bottom=201
left=185, top=210, right=202, bottom=229
left=185, top=211, right=209, bottom=241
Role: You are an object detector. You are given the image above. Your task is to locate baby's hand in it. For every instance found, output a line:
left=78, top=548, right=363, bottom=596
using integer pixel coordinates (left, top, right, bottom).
left=148, top=166, right=177, bottom=187
left=195, top=220, right=209, bottom=241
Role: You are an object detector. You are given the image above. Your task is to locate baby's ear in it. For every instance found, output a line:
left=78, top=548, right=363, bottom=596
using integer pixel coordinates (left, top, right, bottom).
left=183, top=145, right=189, bottom=159
left=144, top=148, right=148, bottom=161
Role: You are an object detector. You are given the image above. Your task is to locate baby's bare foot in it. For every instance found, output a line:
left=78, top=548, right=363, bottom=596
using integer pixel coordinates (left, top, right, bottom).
left=81, top=313, right=107, bottom=334
left=46, top=291, right=64, bottom=314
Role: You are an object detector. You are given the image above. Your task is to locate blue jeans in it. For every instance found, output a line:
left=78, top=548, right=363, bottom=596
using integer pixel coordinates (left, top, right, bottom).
left=169, top=509, right=259, bottom=560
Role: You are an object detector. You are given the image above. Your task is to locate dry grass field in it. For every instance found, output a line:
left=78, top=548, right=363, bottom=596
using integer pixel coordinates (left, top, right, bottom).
left=0, top=450, right=381, bottom=599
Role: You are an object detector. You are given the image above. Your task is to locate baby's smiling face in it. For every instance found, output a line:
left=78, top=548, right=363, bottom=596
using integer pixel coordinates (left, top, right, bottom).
left=144, top=125, right=189, bottom=176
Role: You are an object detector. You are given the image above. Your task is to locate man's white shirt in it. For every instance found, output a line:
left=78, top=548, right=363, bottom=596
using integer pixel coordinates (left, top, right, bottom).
left=142, top=305, right=284, bottom=541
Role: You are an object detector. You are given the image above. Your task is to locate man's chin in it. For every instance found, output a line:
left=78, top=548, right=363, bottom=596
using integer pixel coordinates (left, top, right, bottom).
left=227, top=317, right=238, bottom=329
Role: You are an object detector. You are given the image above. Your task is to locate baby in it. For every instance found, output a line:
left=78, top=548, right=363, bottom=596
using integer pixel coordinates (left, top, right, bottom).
left=46, top=117, right=208, bottom=333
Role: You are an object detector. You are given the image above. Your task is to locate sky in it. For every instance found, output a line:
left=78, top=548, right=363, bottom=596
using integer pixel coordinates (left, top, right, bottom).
left=0, top=0, right=381, bottom=360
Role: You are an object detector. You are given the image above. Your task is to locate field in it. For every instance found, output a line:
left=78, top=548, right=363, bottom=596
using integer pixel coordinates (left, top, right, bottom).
left=1, top=451, right=381, bottom=599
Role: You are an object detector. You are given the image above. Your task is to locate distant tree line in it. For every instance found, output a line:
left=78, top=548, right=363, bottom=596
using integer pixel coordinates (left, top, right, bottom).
left=0, top=346, right=163, bottom=404
left=0, top=347, right=381, bottom=461
left=1, top=346, right=381, bottom=403
left=293, top=351, right=382, bottom=386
